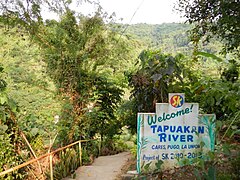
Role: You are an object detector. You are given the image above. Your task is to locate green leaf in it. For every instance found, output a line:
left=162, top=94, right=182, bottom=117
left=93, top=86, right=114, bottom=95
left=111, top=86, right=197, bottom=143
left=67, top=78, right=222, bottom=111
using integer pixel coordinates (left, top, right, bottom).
left=0, top=125, right=8, bottom=133
left=207, top=96, right=215, bottom=107
left=193, top=168, right=201, bottom=180
left=155, top=160, right=163, bottom=169
left=30, top=128, right=39, bottom=136
left=222, top=143, right=231, bottom=156
left=230, top=129, right=240, bottom=138
left=0, top=94, right=8, bottom=105
left=207, top=166, right=216, bottom=180
left=196, top=51, right=223, bottom=62
left=200, top=141, right=205, bottom=148
left=8, top=99, right=17, bottom=112
left=216, top=121, right=223, bottom=131
left=144, top=162, right=152, bottom=171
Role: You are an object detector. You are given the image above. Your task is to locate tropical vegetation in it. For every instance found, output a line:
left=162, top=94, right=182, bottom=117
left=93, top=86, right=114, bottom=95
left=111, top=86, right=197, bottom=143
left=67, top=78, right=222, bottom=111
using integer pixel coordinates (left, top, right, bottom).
left=0, top=0, right=239, bottom=179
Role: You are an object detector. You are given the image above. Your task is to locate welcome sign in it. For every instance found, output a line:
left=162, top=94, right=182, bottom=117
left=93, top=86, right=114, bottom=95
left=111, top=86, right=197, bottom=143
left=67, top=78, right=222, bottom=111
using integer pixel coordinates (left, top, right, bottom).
left=137, top=93, right=215, bottom=173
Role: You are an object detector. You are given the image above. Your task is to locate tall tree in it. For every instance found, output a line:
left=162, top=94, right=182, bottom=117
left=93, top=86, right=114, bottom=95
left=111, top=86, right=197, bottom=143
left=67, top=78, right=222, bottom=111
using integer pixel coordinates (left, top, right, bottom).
left=177, top=0, right=240, bottom=54
left=0, top=0, right=137, bottom=144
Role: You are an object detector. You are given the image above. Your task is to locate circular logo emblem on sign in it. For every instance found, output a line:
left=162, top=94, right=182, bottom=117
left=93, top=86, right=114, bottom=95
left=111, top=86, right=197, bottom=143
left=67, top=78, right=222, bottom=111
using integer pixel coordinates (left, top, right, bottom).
left=170, top=95, right=184, bottom=108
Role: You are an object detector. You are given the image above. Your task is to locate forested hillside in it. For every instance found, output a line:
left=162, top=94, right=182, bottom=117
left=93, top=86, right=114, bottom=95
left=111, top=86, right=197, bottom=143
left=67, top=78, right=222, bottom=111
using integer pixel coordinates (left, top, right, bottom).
left=0, top=0, right=239, bottom=179
left=0, top=27, right=62, bottom=138
left=123, top=23, right=223, bottom=56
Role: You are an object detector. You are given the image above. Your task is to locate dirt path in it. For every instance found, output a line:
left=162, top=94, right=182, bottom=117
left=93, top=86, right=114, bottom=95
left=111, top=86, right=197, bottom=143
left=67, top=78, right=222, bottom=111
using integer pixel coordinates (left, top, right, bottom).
left=63, top=152, right=132, bottom=180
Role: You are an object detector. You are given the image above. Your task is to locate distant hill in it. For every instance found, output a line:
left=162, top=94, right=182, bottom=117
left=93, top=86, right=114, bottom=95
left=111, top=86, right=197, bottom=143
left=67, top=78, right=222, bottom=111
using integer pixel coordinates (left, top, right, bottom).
left=120, top=23, right=222, bottom=56
left=125, top=23, right=191, bottom=42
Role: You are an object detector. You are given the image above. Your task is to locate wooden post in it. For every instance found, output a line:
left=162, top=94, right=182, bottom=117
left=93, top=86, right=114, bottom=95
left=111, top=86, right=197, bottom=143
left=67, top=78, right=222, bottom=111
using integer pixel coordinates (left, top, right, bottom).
left=79, top=141, right=82, bottom=166
left=98, top=137, right=101, bottom=156
left=20, top=131, right=43, bottom=175
left=49, top=154, right=53, bottom=180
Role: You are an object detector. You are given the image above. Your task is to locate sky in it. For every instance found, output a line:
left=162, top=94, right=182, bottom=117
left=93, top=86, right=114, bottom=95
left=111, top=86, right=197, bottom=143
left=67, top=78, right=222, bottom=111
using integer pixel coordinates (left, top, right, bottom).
left=74, top=0, right=184, bottom=24
left=97, top=0, right=184, bottom=24
left=42, top=0, right=185, bottom=24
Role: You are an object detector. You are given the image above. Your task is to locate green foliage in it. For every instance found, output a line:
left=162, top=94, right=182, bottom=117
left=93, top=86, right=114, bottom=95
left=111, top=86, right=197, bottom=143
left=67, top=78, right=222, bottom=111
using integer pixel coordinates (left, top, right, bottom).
left=124, top=50, right=202, bottom=132
left=36, top=11, right=136, bottom=145
left=177, top=0, right=240, bottom=54
left=112, top=128, right=136, bottom=154
left=189, top=57, right=240, bottom=120
left=85, top=140, right=100, bottom=159
left=221, top=60, right=239, bottom=83
left=91, top=76, right=123, bottom=139
left=175, top=114, right=240, bottom=180
left=0, top=1, right=239, bottom=179
left=124, top=23, right=191, bottom=50
left=2, top=0, right=138, bottom=144
left=0, top=26, right=62, bottom=153
left=1, top=4, right=137, bottom=177
left=99, top=129, right=136, bottom=155
left=223, top=111, right=240, bottom=140
left=46, top=148, right=79, bottom=180
left=193, top=162, right=216, bottom=180
left=129, top=50, right=184, bottom=112
left=0, top=132, right=25, bottom=180
left=121, top=23, right=223, bottom=58
left=0, top=65, right=26, bottom=179
left=196, top=51, right=223, bottom=62
left=192, top=79, right=240, bottom=119
left=117, top=99, right=138, bottom=133
left=230, top=152, right=240, bottom=180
